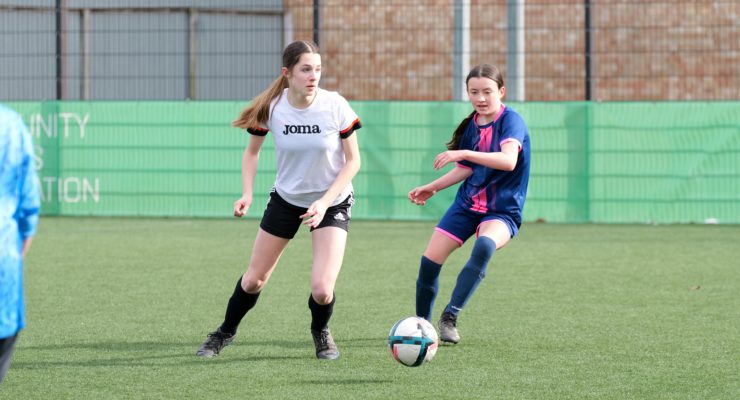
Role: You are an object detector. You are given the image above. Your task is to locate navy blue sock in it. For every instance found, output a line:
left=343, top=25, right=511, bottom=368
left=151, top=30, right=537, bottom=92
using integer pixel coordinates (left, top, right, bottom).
left=445, top=236, right=496, bottom=315
left=416, top=256, right=443, bottom=321
left=219, top=278, right=260, bottom=335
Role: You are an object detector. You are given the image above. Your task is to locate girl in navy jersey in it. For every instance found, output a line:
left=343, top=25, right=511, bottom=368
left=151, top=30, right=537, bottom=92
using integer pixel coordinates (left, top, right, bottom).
left=408, top=64, right=530, bottom=344
left=197, top=40, right=361, bottom=360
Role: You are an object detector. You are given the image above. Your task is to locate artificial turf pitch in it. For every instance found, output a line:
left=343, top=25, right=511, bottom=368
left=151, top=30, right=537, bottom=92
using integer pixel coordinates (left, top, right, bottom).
left=3, top=217, right=738, bottom=399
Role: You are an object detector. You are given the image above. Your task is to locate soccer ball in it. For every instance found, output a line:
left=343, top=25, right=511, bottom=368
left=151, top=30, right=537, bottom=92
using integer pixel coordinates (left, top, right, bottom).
left=388, top=316, right=439, bottom=367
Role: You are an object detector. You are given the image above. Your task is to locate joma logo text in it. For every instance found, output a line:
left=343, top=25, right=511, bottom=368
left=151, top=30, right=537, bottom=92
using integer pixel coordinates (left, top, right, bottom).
left=282, top=124, right=321, bottom=135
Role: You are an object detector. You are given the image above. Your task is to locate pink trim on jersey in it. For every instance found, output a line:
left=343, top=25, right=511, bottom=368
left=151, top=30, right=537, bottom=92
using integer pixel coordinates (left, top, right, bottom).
left=470, top=188, right=488, bottom=213
left=500, top=138, right=522, bottom=152
left=492, top=104, right=506, bottom=123
left=473, top=105, right=505, bottom=126
left=434, top=227, right=464, bottom=246
left=466, top=105, right=507, bottom=215
left=477, top=125, right=493, bottom=152
left=455, top=162, right=472, bottom=170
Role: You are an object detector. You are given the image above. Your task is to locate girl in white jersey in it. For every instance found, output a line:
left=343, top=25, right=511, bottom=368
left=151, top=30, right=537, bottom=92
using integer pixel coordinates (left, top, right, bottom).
left=197, top=41, right=361, bottom=360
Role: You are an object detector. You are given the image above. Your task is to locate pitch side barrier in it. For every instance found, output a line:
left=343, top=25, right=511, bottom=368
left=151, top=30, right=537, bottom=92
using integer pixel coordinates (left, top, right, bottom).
left=7, top=101, right=739, bottom=224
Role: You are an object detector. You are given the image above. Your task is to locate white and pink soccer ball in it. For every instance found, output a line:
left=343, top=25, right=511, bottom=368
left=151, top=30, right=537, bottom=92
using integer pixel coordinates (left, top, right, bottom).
left=388, top=316, right=439, bottom=367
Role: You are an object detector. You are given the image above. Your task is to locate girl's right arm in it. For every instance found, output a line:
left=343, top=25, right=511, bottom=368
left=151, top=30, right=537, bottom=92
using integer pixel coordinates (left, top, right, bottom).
left=234, top=135, right=266, bottom=217
left=408, top=166, right=472, bottom=206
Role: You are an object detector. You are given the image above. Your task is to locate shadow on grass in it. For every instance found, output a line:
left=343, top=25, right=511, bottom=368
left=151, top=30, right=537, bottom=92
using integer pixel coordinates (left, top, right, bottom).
left=21, top=336, right=386, bottom=351
left=14, top=337, right=389, bottom=369
left=295, top=378, right=394, bottom=385
left=20, top=339, right=305, bottom=351
left=13, top=339, right=309, bottom=369
left=338, top=337, right=386, bottom=349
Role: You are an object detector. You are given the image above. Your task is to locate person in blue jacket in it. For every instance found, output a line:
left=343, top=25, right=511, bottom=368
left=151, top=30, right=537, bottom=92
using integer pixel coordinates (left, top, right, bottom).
left=408, top=64, right=530, bottom=344
left=0, top=104, right=41, bottom=383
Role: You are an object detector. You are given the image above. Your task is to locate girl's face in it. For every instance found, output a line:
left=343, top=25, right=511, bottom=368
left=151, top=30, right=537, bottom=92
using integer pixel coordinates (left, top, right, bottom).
left=466, top=77, right=505, bottom=117
left=284, top=53, right=322, bottom=98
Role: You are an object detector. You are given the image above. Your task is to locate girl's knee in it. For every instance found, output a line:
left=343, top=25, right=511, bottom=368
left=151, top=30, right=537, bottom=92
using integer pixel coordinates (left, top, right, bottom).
left=242, top=275, right=267, bottom=293
left=310, top=289, right=334, bottom=305
left=469, top=236, right=496, bottom=266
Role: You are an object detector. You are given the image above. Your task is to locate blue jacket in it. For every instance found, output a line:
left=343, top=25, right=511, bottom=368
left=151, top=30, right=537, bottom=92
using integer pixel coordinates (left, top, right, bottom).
left=0, top=104, right=40, bottom=339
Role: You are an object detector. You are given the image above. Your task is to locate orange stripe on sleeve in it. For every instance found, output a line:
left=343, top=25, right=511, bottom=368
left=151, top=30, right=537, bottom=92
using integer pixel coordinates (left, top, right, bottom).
left=340, top=119, right=361, bottom=139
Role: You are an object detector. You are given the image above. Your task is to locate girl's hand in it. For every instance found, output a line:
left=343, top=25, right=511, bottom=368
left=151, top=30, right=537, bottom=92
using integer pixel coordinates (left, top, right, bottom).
left=233, top=196, right=252, bottom=217
left=301, top=199, right=329, bottom=228
left=433, top=150, right=465, bottom=170
left=408, top=185, right=437, bottom=206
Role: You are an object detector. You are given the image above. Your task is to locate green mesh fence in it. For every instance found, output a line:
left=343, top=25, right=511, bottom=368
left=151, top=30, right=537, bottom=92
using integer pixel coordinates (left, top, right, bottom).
left=7, top=101, right=740, bottom=224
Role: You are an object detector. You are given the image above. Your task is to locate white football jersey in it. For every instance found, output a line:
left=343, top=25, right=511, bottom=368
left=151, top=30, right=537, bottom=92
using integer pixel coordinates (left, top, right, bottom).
left=248, top=88, right=361, bottom=208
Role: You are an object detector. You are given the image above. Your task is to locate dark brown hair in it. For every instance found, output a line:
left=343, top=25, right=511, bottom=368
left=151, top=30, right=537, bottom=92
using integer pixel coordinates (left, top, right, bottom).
left=446, top=64, right=505, bottom=150
left=233, top=40, right=320, bottom=129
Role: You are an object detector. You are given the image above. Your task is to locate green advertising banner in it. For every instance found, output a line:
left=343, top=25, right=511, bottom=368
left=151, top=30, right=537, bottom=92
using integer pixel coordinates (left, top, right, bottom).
left=7, top=101, right=740, bottom=224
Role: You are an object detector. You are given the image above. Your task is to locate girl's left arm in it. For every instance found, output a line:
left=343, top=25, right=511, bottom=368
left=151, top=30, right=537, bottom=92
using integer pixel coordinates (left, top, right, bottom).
left=322, top=134, right=361, bottom=202
left=434, top=141, right=519, bottom=171
left=301, top=134, right=361, bottom=227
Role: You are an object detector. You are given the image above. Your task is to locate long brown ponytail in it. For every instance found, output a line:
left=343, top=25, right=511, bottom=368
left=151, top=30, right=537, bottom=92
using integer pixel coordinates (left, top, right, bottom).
left=446, top=111, right=475, bottom=150
left=446, top=64, right=505, bottom=150
left=232, top=40, right=320, bottom=129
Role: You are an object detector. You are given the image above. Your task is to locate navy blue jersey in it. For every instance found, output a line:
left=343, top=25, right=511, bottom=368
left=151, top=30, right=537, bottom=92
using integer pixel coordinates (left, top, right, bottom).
left=454, top=105, right=530, bottom=227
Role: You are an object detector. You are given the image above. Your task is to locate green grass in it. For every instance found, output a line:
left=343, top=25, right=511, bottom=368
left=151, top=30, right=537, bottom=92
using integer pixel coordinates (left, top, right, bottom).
left=3, top=217, right=739, bottom=399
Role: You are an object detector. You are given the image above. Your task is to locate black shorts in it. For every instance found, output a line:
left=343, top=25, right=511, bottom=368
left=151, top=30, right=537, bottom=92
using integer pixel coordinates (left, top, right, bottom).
left=260, top=191, right=354, bottom=239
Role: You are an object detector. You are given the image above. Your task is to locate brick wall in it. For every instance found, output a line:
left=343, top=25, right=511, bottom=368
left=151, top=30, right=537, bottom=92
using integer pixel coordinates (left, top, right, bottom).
left=284, top=0, right=738, bottom=101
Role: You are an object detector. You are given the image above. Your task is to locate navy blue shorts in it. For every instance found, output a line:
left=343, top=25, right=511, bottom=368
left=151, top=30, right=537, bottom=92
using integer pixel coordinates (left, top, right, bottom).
left=260, top=191, right=353, bottom=239
left=436, top=201, right=518, bottom=246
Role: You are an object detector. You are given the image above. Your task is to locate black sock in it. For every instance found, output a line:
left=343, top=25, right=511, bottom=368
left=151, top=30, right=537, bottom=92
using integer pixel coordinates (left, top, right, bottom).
left=308, top=293, right=335, bottom=332
left=219, top=278, right=260, bottom=335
